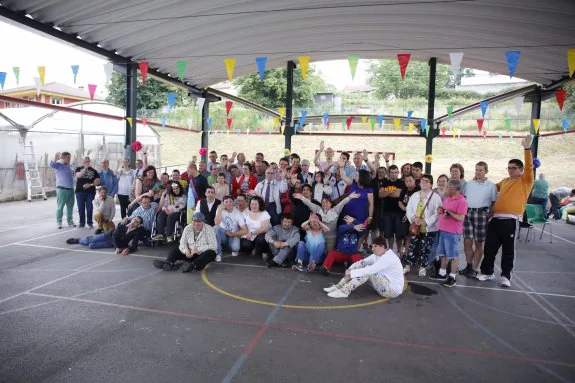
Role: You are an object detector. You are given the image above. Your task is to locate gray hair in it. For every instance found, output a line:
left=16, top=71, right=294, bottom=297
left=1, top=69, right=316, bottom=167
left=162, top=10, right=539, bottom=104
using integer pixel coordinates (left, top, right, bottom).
left=448, top=179, right=461, bottom=191
left=301, top=159, right=310, bottom=166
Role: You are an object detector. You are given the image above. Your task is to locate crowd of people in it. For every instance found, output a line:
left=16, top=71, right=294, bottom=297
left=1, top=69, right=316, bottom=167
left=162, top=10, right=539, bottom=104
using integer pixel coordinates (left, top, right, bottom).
left=52, top=133, right=571, bottom=298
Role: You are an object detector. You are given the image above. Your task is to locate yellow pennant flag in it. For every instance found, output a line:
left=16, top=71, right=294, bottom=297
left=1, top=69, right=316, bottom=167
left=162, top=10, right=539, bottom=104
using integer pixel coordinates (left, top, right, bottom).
left=273, top=117, right=279, bottom=128
left=452, top=128, right=457, bottom=138
left=298, top=56, right=310, bottom=80
left=394, top=118, right=401, bottom=131
left=569, top=48, right=575, bottom=77
left=278, top=108, right=285, bottom=119
left=126, top=117, right=133, bottom=128
left=224, top=58, right=236, bottom=81
left=226, top=129, right=230, bottom=136
left=533, top=119, right=540, bottom=134
left=280, top=124, right=285, bottom=134
left=37, top=66, right=46, bottom=85
left=408, top=123, right=414, bottom=133
left=361, top=116, right=368, bottom=124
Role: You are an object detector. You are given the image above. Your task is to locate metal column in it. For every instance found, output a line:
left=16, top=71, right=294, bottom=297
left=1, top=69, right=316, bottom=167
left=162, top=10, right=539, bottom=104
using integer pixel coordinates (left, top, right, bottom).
left=126, top=63, right=137, bottom=166
left=284, top=61, right=296, bottom=152
left=201, top=93, right=210, bottom=162
left=530, top=86, right=541, bottom=177
left=424, top=57, right=437, bottom=174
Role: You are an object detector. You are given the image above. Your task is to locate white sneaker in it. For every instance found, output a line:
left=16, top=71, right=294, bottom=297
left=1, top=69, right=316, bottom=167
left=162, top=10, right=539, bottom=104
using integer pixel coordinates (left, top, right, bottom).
left=476, top=273, right=495, bottom=281
left=327, top=290, right=350, bottom=298
left=262, top=253, right=269, bottom=261
left=403, top=265, right=411, bottom=274
left=418, top=267, right=426, bottom=277
left=500, top=276, right=511, bottom=288
left=323, top=285, right=339, bottom=293
left=215, top=255, right=222, bottom=262
left=231, top=252, right=238, bottom=257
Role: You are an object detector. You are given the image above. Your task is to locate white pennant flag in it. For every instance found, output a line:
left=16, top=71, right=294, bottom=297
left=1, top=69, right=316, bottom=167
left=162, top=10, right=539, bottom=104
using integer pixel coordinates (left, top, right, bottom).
left=457, top=128, right=462, bottom=138
left=448, top=118, right=454, bottom=130
left=34, top=76, right=42, bottom=96
left=449, top=52, right=464, bottom=73
left=187, top=118, right=193, bottom=131
left=514, top=96, right=524, bottom=115
left=196, top=97, right=206, bottom=112
left=103, top=63, right=114, bottom=84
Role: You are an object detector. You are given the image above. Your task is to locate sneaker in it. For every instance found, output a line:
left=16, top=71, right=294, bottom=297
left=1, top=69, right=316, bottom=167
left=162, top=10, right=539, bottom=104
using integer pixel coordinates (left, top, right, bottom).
left=319, top=266, right=329, bottom=276
left=429, top=271, right=448, bottom=281
left=327, top=290, right=350, bottom=298
left=267, top=260, right=279, bottom=268
left=66, top=238, right=80, bottom=244
left=403, top=264, right=411, bottom=274
left=323, top=285, right=339, bottom=293
left=152, top=235, right=164, bottom=241
left=418, top=267, right=426, bottom=277
left=294, top=264, right=306, bottom=272
left=215, top=255, right=222, bottom=262
left=306, top=261, right=317, bottom=273
left=78, top=224, right=85, bottom=228
left=166, top=236, right=174, bottom=244
left=87, top=224, right=94, bottom=229
left=476, top=273, right=495, bottom=281
left=500, top=276, right=511, bottom=288
left=68, top=222, right=76, bottom=228
left=466, top=270, right=478, bottom=279
left=231, top=252, right=238, bottom=257
left=181, top=262, right=195, bottom=273
left=153, top=260, right=174, bottom=271
left=262, top=253, right=269, bottom=261
left=459, top=267, right=473, bottom=276
left=443, top=276, right=457, bottom=288
left=94, top=228, right=104, bottom=235
left=57, top=223, right=63, bottom=229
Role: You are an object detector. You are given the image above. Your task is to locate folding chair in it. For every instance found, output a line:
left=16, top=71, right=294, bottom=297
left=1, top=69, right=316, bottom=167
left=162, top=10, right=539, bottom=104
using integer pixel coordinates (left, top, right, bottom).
left=524, top=204, right=552, bottom=243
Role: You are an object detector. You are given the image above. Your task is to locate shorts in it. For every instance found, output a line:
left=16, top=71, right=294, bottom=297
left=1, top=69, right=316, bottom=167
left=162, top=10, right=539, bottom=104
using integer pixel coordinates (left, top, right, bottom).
left=463, top=208, right=489, bottom=242
left=437, top=231, right=460, bottom=260
left=383, top=212, right=407, bottom=238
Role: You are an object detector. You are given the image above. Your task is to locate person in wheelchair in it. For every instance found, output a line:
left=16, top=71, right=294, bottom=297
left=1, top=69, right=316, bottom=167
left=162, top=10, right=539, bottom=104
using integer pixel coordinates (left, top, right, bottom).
left=153, top=181, right=187, bottom=243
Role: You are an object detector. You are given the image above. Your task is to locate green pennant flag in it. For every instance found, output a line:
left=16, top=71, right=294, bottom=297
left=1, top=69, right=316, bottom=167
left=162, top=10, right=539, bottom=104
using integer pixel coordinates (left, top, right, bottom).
left=447, top=105, right=453, bottom=117
left=341, top=119, right=346, bottom=130
left=498, top=132, right=503, bottom=140
left=12, top=67, right=20, bottom=86
left=505, top=118, right=512, bottom=131
left=176, top=60, right=187, bottom=81
left=369, top=118, right=376, bottom=131
left=509, top=132, right=513, bottom=140
left=348, top=55, right=360, bottom=80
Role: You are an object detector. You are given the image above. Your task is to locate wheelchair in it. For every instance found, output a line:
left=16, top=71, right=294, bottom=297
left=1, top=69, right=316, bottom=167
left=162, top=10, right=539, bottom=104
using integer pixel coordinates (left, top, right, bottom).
left=150, top=209, right=187, bottom=246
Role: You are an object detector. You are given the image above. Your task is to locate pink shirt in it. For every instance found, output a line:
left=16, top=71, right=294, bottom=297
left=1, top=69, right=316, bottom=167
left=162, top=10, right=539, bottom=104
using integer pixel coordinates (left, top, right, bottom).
left=438, top=193, right=468, bottom=234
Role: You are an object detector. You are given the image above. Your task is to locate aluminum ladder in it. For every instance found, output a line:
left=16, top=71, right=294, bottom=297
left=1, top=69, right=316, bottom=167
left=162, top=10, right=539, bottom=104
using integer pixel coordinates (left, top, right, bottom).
left=23, top=141, right=48, bottom=202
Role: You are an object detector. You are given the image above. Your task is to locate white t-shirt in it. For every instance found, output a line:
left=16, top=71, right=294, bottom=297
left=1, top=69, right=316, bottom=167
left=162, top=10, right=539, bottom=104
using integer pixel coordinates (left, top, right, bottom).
left=242, top=210, right=271, bottom=239
left=219, top=208, right=246, bottom=232
left=350, top=250, right=404, bottom=293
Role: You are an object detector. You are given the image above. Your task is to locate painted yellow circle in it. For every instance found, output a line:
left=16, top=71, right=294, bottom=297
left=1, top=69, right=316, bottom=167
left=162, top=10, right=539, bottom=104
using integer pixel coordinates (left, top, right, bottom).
left=201, top=265, right=407, bottom=310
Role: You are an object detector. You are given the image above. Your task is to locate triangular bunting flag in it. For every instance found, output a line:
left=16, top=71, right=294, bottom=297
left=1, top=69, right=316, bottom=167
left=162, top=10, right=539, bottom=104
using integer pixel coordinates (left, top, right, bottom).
left=480, top=100, right=488, bottom=118
left=226, top=101, right=233, bottom=115
left=341, top=119, right=346, bottom=130
left=161, top=117, right=167, bottom=129
left=273, top=117, right=279, bottom=128
left=369, top=118, right=376, bottom=131
left=12, top=67, right=20, bottom=86
left=452, top=128, right=457, bottom=138
left=533, top=119, right=540, bottom=134
left=483, top=130, right=488, bottom=139
left=505, top=118, right=512, bottom=131
left=139, top=62, right=149, bottom=85
left=227, top=118, right=233, bottom=129
left=555, top=89, right=567, bottom=111
left=397, top=54, right=411, bottom=80
left=278, top=107, right=285, bottom=119
left=420, top=119, right=427, bottom=135
left=407, top=110, right=413, bottom=122
left=300, top=110, right=307, bottom=126
left=197, top=97, right=205, bottom=112
left=393, top=118, right=401, bottom=131
left=71, top=65, right=79, bottom=84
left=568, top=49, right=575, bottom=77
left=37, top=66, right=46, bottom=85
left=457, top=128, right=462, bottom=138
left=34, top=77, right=42, bottom=96
left=377, top=114, right=384, bottom=129
left=323, top=113, right=330, bottom=126
left=477, top=119, right=484, bottom=132
left=167, top=93, right=176, bottom=110
left=142, top=118, right=148, bottom=126
left=449, top=52, right=464, bottom=73
left=176, top=60, right=187, bottom=81
left=255, top=57, right=267, bottom=80
left=126, top=117, right=133, bottom=129
left=224, top=58, right=236, bottom=81
left=294, top=123, right=299, bottom=135
left=346, top=116, right=353, bottom=130
left=0, top=72, right=6, bottom=90
left=447, top=105, right=453, bottom=117
left=361, top=116, right=368, bottom=124
left=562, top=119, right=570, bottom=132
left=348, top=55, right=360, bottom=80
left=186, top=118, right=193, bottom=131
left=514, top=96, right=523, bottom=115
left=88, top=84, right=97, bottom=101
left=409, top=123, right=415, bottom=134
left=505, top=51, right=521, bottom=78
left=298, top=56, right=310, bottom=80
left=441, top=127, right=446, bottom=136
left=236, top=129, right=241, bottom=136
left=207, top=117, right=213, bottom=129
left=103, top=63, right=113, bottom=84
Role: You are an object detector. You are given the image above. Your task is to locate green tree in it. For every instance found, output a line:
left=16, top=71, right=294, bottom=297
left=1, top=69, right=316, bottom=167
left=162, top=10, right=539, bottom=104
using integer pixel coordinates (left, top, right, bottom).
left=565, top=84, right=575, bottom=112
left=106, top=71, right=189, bottom=111
left=234, top=67, right=333, bottom=109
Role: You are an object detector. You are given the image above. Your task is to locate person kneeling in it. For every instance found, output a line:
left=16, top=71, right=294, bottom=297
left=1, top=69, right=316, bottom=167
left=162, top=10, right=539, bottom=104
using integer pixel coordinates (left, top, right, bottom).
left=324, top=237, right=404, bottom=299
left=153, top=212, right=217, bottom=273
left=265, top=214, right=300, bottom=268
left=67, top=216, right=143, bottom=255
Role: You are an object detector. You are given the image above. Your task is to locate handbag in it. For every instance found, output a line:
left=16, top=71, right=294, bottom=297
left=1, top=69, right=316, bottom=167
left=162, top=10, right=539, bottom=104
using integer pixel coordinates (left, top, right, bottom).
left=409, top=191, right=434, bottom=236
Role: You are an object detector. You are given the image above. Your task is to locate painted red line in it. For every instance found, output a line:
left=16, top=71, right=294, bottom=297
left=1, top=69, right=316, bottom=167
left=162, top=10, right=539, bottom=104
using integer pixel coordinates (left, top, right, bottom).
left=25, top=292, right=575, bottom=368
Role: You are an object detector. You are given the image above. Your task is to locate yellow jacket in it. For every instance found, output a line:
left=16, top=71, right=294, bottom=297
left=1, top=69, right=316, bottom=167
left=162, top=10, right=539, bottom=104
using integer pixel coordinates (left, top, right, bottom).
left=493, top=150, right=534, bottom=216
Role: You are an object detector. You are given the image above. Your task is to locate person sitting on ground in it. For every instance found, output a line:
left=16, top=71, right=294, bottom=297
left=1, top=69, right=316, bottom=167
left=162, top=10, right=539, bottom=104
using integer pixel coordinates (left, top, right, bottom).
left=292, top=192, right=359, bottom=252
left=311, top=171, right=332, bottom=204
left=195, top=186, right=221, bottom=226
left=319, top=215, right=367, bottom=275
left=153, top=212, right=217, bottom=273
left=323, top=236, right=404, bottom=299
left=93, top=186, right=116, bottom=234
left=67, top=216, right=144, bottom=254
left=153, top=181, right=187, bottom=243
left=265, top=214, right=301, bottom=268
left=232, top=163, right=258, bottom=197
left=240, top=195, right=271, bottom=259
left=124, top=194, right=158, bottom=239
left=293, top=213, right=329, bottom=272
left=214, top=195, right=248, bottom=262
left=254, top=167, right=288, bottom=227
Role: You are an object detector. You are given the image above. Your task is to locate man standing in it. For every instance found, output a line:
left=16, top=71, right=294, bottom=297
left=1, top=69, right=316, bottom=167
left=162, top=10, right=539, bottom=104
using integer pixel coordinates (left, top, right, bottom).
left=195, top=186, right=221, bottom=226
left=314, top=140, right=335, bottom=172
left=207, top=165, right=219, bottom=186
left=214, top=196, right=248, bottom=262
left=207, top=150, right=220, bottom=172
left=50, top=151, right=76, bottom=229
left=75, top=156, right=100, bottom=228
left=460, top=161, right=498, bottom=278
left=298, top=160, right=314, bottom=185
left=477, top=135, right=534, bottom=288
left=411, top=162, right=423, bottom=185
left=253, top=161, right=267, bottom=183
left=98, top=159, right=118, bottom=200
left=254, top=167, right=288, bottom=226
left=380, top=165, right=406, bottom=252
left=153, top=212, right=217, bottom=273
left=93, top=186, right=116, bottom=234
left=265, top=214, right=301, bottom=268
left=186, top=163, right=209, bottom=224
left=133, top=153, right=147, bottom=178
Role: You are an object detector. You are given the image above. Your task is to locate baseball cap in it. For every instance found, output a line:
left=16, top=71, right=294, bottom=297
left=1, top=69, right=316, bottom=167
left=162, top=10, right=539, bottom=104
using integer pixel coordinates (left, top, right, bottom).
left=192, top=212, right=206, bottom=222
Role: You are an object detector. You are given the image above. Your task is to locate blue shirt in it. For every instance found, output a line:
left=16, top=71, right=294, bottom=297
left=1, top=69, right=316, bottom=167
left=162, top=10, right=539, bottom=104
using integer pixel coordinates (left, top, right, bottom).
left=129, top=202, right=158, bottom=232
left=99, top=169, right=118, bottom=196
left=50, top=161, right=74, bottom=189
left=336, top=224, right=362, bottom=255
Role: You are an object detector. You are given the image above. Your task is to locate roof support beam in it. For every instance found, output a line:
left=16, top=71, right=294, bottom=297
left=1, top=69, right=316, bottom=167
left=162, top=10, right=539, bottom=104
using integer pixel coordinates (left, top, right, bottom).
left=530, top=86, right=542, bottom=177
left=284, top=61, right=296, bottom=152
left=425, top=57, right=437, bottom=174
left=126, top=63, right=137, bottom=166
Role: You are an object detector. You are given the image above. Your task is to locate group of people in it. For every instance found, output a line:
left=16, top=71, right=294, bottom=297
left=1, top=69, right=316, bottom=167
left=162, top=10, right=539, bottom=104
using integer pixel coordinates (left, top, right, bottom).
left=55, top=132, right=562, bottom=298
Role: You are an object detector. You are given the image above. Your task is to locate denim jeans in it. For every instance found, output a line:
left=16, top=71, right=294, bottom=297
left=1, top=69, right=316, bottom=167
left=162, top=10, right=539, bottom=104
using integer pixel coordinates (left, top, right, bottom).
left=76, top=191, right=95, bottom=226
left=215, top=226, right=241, bottom=256
left=295, top=240, right=326, bottom=264
left=79, top=233, right=113, bottom=249
left=531, top=197, right=548, bottom=219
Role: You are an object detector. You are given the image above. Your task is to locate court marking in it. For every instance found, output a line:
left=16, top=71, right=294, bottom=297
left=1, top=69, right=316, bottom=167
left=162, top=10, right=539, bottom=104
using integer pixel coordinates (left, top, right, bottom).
left=18, top=291, right=575, bottom=369
left=15, top=243, right=163, bottom=260
left=0, top=227, right=78, bottom=249
left=533, top=226, right=575, bottom=245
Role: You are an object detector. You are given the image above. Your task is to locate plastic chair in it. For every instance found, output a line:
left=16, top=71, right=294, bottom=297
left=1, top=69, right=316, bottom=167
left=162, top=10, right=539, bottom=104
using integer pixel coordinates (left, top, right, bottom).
left=524, top=204, right=552, bottom=243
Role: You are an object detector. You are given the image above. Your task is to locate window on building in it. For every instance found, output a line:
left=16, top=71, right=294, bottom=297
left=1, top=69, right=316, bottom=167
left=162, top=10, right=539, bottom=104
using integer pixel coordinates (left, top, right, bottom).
left=4, top=102, right=11, bottom=108
left=51, top=98, right=63, bottom=105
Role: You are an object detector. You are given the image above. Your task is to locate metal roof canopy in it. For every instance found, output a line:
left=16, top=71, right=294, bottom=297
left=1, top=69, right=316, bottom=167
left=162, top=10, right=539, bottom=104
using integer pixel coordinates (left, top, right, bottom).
left=1, top=0, right=574, bottom=89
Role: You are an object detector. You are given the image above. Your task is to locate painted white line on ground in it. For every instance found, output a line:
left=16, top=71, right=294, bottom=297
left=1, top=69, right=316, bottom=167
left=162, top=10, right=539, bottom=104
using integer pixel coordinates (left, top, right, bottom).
left=0, top=227, right=78, bottom=249
left=15, top=243, right=164, bottom=260
left=533, top=226, right=575, bottom=245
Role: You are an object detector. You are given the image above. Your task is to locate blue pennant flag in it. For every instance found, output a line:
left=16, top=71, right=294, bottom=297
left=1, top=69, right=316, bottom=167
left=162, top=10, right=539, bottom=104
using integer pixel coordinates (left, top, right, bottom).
left=323, top=113, right=329, bottom=125
left=167, top=93, right=176, bottom=110
left=207, top=117, right=213, bottom=129
left=407, top=110, right=413, bottom=122
left=0, top=72, right=6, bottom=90
left=377, top=114, right=384, bottom=128
left=294, top=123, right=299, bottom=135
left=505, top=51, right=521, bottom=78
left=480, top=100, right=489, bottom=118
left=255, top=57, right=267, bottom=81
left=71, top=65, right=80, bottom=84
left=420, top=119, right=427, bottom=134
left=300, top=110, right=307, bottom=126
left=563, top=119, right=570, bottom=132
left=161, top=116, right=167, bottom=129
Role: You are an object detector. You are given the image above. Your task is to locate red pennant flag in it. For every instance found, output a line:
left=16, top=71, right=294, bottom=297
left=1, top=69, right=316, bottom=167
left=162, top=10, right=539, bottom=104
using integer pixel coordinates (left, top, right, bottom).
left=142, top=118, right=148, bottom=126
left=326, top=121, right=330, bottom=129
left=227, top=118, right=232, bottom=129
left=555, top=89, right=567, bottom=111
left=257, top=128, right=261, bottom=134
left=441, top=127, right=446, bottom=136
left=483, top=130, right=488, bottom=139
left=346, top=116, right=354, bottom=130
left=226, top=101, right=233, bottom=115
left=139, top=62, right=149, bottom=85
left=477, top=118, right=484, bottom=132
left=88, top=84, right=97, bottom=101
left=397, top=54, right=411, bottom=80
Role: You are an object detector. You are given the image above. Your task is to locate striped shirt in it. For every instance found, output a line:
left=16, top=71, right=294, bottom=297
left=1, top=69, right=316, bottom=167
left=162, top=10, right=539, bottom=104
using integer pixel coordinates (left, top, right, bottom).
left=179, top=224, right=218, bottom=254
left=129, top=203, right=158, bottom=232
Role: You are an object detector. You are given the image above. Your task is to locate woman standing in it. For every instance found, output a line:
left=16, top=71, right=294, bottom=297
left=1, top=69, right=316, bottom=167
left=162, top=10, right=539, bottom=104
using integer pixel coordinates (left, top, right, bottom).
left=311, top=171, right=332, bottom=204
left=117, top=158, right=134, bottom=219
left=240, top=196, right=271, bottom=257
left=433, top=174, right=449, bottom=200
left=449, top=163, right=466, bottom=192
left=130, top=165, right=158, bottom=214
left=400, top=163, right=412, bottom=179
left=153, top=181, right=187, bottom=243
left=232, top=163, right=258, bottom=197
left=75, top=156, right=100, bottom=228
left=404, top=174, right=443, bottom=276
left=339, top=161, right=374, bottom=228
left=212, top=173, right=230, bottom=201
